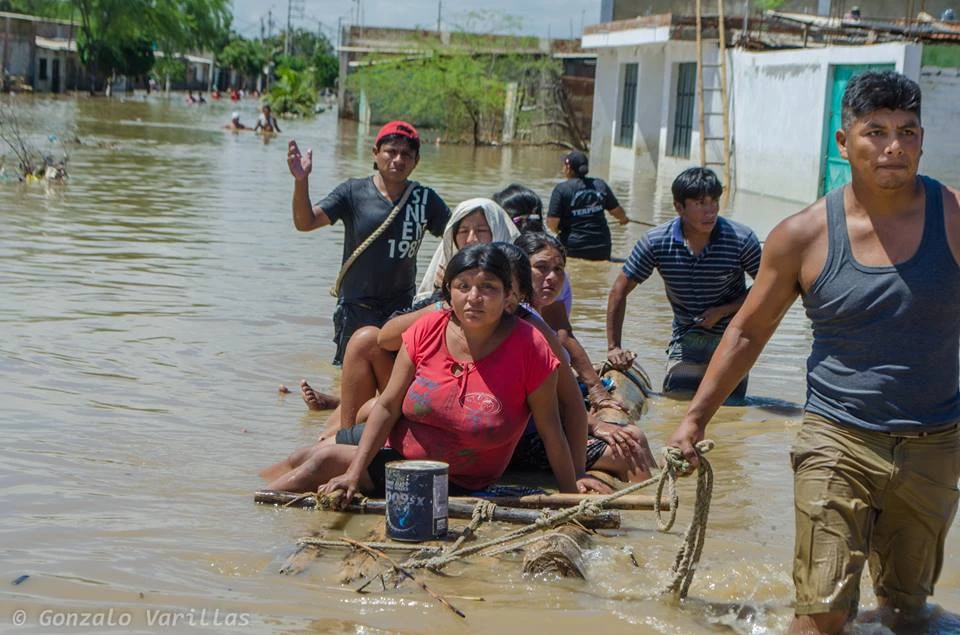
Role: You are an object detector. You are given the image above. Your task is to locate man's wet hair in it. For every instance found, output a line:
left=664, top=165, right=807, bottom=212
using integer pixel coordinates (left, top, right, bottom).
left=671, top=167, right=723, bottom=205
left=841, top=70, right=921, bottom=130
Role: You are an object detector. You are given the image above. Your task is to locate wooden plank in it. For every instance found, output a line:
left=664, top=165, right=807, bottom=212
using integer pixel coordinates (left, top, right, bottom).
left=255, top=490, right=623, bottom=528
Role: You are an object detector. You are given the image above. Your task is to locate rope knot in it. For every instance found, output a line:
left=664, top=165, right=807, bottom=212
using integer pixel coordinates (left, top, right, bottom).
left=575, top=499, right=602, bottom=518
left=662, top=440, right=714, bottom=475
left=471, top=499, right=497, bottom=523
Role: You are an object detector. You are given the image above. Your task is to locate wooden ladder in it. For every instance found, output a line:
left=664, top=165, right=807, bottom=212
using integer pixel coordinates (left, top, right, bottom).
left=695, top=0, right=732, bottom=199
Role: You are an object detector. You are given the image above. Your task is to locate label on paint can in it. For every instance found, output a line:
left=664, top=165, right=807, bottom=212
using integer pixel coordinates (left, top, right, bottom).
left=385, top=460, right=449, bottom=542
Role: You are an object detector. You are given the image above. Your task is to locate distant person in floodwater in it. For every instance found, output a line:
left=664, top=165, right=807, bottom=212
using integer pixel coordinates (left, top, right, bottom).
left=224, top=112, right=247, bottom=131
left=606, top=167, right=761, bottom=400
left=287, top=120, right=450, bottom=365
left=546, top=150, right=628, bottom=261
left=668, top=70, right=960, bottom=634
left=254, top=104, right=281, bottom=134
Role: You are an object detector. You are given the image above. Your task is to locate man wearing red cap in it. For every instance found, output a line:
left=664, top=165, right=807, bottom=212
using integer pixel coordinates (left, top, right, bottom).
left=287, top=120, right=451, bottom=365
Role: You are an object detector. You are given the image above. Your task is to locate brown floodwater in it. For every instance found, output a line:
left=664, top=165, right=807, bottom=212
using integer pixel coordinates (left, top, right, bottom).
left=1, top=95, right=957, bottom=634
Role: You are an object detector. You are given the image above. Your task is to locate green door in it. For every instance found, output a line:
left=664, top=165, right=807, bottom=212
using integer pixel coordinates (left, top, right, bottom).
left=820, top=64, right=896, bottom=196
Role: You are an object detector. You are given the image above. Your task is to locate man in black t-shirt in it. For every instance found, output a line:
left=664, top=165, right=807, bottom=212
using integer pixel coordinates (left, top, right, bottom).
left=287, top=121, right=450, bottom=364
left=547, top=150, right=628, bottom=261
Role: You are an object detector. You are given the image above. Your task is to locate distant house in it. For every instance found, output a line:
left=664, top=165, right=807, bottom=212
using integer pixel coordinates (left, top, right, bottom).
left=583, top=7, right=960, bottom=202
left=1, top=11, right=80, bottom=93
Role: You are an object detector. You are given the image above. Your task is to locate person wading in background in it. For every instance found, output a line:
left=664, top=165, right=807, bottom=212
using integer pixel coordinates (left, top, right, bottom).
left=546, top=150, right=628, bottom=261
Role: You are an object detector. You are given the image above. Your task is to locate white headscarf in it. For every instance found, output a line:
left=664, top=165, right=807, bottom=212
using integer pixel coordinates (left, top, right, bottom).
left=415, top=197, right=520, bottom=302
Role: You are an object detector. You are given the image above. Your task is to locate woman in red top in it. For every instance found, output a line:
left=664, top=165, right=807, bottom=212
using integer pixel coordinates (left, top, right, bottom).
left=264, top=243, right=578, bottom=496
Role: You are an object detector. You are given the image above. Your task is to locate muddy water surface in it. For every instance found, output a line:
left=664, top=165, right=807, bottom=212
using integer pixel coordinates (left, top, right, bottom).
left=2, top=95, right=958, bottom=634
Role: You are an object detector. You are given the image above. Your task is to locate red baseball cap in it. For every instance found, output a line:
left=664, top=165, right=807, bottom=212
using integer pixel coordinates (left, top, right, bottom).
left=375, top=120, right=419, bottom=146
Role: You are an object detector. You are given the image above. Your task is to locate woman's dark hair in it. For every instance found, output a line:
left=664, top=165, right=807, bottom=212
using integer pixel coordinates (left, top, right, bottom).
left=841, top=70, right=921, bottom=130
left=441, top=243, right=513, bottom=303
left=493, top=184, right=544, bottom=233
left=513, top=232, right=566, bottom=266
left=671, top=167, right=723, bottom=204
left=492, top=242, right=534, bottom=304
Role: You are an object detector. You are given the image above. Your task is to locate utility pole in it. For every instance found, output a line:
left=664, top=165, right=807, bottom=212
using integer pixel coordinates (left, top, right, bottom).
left=437, top=0, right=442, bottom=32
left=268, top=10, right=273, bottom=38
left=285, top=0, right=292, bottom=56
left=260, top=17, right=265, bottom=40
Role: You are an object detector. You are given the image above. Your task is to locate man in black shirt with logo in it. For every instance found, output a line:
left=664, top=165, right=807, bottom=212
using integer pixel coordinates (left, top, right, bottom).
left=547, top=150, right=628, bottom=261
left=287, top=121, right=450, bottom=364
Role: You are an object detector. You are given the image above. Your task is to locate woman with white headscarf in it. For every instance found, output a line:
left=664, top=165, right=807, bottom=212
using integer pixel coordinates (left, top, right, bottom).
left=415, top=197, right=519, bottom=303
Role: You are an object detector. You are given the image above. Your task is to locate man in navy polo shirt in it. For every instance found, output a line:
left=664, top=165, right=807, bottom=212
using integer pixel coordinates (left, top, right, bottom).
left=605, top=167, right=761, bottom=399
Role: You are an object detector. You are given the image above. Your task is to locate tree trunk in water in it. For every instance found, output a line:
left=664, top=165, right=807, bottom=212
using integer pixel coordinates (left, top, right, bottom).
left=522, top=524, right=591, bottom=578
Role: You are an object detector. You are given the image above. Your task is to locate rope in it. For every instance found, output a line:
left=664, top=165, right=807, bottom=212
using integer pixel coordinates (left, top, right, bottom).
left=443, top=499, right=497, bottom=554
left=299, top=443, right=715, bottom=600
left=596, top=360, right=654, bottom=399
left=328, top=181, right=417, bottom=298
left=399, top=442, right=714, bottom=587
left=659, top=441, right=715, bottom=601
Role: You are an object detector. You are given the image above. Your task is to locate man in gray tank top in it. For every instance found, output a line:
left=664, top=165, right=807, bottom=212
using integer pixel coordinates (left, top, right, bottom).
left=666, top=70, right=960, bottom=633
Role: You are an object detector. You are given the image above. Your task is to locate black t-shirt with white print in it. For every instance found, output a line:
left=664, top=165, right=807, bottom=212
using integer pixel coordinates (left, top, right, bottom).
left=547, top=177, right=620, bottom=256
left=319, top=176, right=450, bottom=304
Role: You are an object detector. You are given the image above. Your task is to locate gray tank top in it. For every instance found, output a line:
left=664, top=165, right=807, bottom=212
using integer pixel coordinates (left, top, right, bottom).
left=802, top=176, right=960, bottom=433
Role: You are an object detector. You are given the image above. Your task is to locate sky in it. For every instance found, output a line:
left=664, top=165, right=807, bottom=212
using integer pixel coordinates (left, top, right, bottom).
left=229, top=0, right=604, bottom=41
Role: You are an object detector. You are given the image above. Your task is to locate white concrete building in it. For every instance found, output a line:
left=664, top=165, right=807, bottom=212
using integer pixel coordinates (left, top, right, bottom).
left=583, top=13, right=959, bottom=203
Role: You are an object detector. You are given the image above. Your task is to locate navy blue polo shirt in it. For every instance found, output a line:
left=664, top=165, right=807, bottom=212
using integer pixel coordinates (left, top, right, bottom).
left=622, top=216, right=762, bottom=344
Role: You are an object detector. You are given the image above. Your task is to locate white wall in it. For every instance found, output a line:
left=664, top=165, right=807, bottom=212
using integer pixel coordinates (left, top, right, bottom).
left=589, top=49, right=619, bottom=176
left=656, top=41, right=700, bottom=181
left=732, top=43, right=918, bottom=203
left=919, top=66, right=960, bottom=185
left=590, top=44, right=667, bottom=181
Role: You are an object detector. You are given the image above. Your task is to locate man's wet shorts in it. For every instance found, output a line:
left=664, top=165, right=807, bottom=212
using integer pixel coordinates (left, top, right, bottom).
left=790, top=412, right=960, bottom=616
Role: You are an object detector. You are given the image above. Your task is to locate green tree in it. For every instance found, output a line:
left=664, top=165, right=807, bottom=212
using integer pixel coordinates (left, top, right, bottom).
left=71, top=0, right=230, bottom=92
left=348, top=16, right=559, bottom=144
left=267, top=64, right=317, bottom=117
left=150, top=56, right=187, bottom=88
left=218, top=36, right=268, bottom=85
left=0, top=0, right=73, bottom=16
left=312, top=51, right=338, bottom=89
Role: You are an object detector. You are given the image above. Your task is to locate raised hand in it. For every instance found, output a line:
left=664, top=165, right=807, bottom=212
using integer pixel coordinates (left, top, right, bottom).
left=287, top=139, right=313, bottom=181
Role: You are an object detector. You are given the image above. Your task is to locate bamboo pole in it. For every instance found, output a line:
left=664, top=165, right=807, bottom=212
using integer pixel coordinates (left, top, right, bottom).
left=696, top=0, right=706, bottom=167
left=717, top=0, right=732, bottom=198
left=254, top=490, right=623, bottom=528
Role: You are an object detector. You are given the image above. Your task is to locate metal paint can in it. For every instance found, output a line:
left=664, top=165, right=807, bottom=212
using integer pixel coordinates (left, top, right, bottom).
left=385, top=460, right=449, bottom=541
